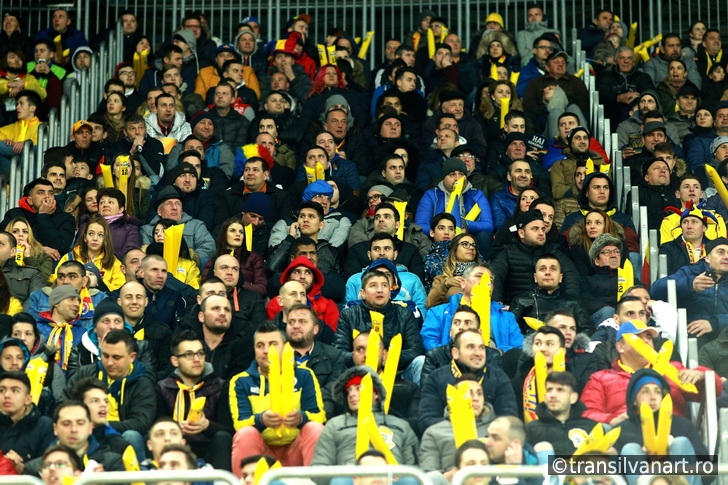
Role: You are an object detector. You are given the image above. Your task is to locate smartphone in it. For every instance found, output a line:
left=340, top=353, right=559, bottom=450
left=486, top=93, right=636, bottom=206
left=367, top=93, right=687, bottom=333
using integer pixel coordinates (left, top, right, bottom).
left=706, top=269, right=718, bottom=282
left=38, top=58, right=47, bottom=64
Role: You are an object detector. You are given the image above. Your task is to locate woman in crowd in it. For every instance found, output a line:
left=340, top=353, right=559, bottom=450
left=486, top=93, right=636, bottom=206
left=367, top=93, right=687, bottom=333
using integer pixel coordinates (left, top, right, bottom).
left=5, top=217, right=54, bottom=284
left=77, top=188, right=141, bottom=260
left=568, top=208, right=626, bottom=276
left=426, top=233, right=482, bottom=308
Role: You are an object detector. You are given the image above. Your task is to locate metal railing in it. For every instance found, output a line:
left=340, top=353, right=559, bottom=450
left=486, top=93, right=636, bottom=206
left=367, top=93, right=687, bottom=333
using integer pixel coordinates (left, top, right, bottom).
left=73, top=469, right=239, bottom=485
left=259, top=465, right=433, bottom=485
left=0, top=477, right=44, bottom=485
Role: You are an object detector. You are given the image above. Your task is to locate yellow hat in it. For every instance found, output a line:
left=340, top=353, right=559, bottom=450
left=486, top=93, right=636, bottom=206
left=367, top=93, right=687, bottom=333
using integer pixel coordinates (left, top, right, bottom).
left=485, top=12, right=504, bottom=28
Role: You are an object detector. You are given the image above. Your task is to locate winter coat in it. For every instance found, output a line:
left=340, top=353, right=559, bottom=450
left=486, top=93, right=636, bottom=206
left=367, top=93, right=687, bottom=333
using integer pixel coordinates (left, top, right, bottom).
left=489, top=185, right=519, bottom=230
left=228, top=361, right=326, bottom=444
left=517, top=21, right=559, bottom=65
left=0, top=404, right=55, bottom=463
left=550, top=149, right=607, bottom=200
left=659, top=236, right=709, bottom=276
left=516, top=57, right=545, bottom=98
left=490, top=241, right=581, bottom=305
left=685, top=126, right=716, bottom=175
left=567, top=220, right=627, bottom=276
left=542, top=135, right=610, bottom=172
left=23, top=435, right=125, bottom=476
left=25, top=286, right=106, bottom=324
left=509, top=286, right=594, bottom=335
left=53, top=249, right=125, bottom=292
left=419, top=361, right=517, bottom=433
left=2, top=259, right=43, bottom=303
left=616, top=110, right=683, bottom=153
left=312, top=367, right=418, bottom=466
left=422, top=109, right=488, bottom=160
left=66, top=325, right=156, bottom=379
left=156, top=364, right=233, bottom=446
left=348, top=218, right=431, bottom=257
left=202, top=248, right=267, bottom=298
left=36, top=26, right=88, bottom=60
left=265, top=256, right=340, bottom=332
left=643, top=55, right=703, bottom=90
left=36, top=310, right=86, bottom=371
left=595, top=65, right=655, bottom=123
left=294, top=155, right=361, bottom=191
left=297, top=341, right=345, bottom=389
left=415, top=181, right=494, bottom=235
left=580, top=358, right=720, bottom=423
left=259, top=63, right=312, bottom=107
left=346, top=262, right=427, bottom=318
left=0, top=200, right=75, bottom=253
left=651, top=259, right=728, bottom=329
left=0, top=116, right=40, bottom=143
left=577, top=24, right=608, bottom=56
left=76, top=214, right=142, bottom=260
left=141, top=212, right=215, bottom=264
left=208, top=107, right=250, bottom=149
left=334, top=300, right=424, bottom=370
left=525, top=400, right=598, bottom=455
left=144, top=111, right=192, bottom=142
left=422, top=294, right=523, bottom=352
left=614, top=368, right=708, bottom=454
left=108, top=135, right=166, bottom=180
left=64, top=360, right=157, bottom=434
left=195, top=64, right=260, bottom=101
left=522, top=74, right=589, bottom=126
left=419, top=406, right=495, bottom=472
left=268, top=211, right=352, bottom=250
left=218, top=182, right=293, bottom=228
left=423, top=241, right=449, bottom=291
left=698, top=326, right=728, bottom=378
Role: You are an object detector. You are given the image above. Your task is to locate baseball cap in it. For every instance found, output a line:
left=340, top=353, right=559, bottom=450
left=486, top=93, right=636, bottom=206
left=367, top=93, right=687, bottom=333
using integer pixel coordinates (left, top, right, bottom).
left=616, top=320, right=659, bottom=341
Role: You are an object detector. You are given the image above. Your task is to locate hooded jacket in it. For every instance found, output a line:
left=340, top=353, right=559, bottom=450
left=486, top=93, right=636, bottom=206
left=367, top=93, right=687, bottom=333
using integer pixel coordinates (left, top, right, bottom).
left=560, top=172, right=639, bottom=252
left=525, top=400, right=598, bottom=455
left=516, top=20, right=559, bottom=66
left=415, top=180, right=494, bottom=235
left=265, top=256, right=339, bottom=332
left=63, top=359, right=157, bottom=434
left=614, top=368, right=708, bottom=454
left=345, top=259, right=427, bottom=320
left=421, top=293, right=523, bottom=352
left=229, top=360, right=326, bottom=444
left=156, top=363, right=232, bottom=446
left=311, top=367, right=419, bottom=466
left=36, top=310, right=86, bottom=372
left=25, top=286, right=107, bottom=326
left=70, top=46, right=94, bottom=73
left=334, top=298, right=424, bottom=371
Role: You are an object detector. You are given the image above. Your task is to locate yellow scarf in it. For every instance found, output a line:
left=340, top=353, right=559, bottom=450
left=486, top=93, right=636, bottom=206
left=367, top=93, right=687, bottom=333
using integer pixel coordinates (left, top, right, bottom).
left=47, top=322, right=74, bottom=370
left=706, top=50, right=723, bottom=75
left=684, top=241, right=706, bottom=264
left=450, top=359, right=485, bottom=383
left=173, top=380, right=204, bottom=421
left=523, top=367, right=538, bottom=423
left=617, top=360, right=637, bottom=374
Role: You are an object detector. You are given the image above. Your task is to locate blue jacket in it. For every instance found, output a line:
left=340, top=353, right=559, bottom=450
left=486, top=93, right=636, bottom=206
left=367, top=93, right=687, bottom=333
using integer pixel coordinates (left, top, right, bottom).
left=345, top=263, right=427, bottom=318
left=36, top=27, right=88, bottom=59
left=295, top=154, right=361, bottom=190
left=651, top=260, right=728, bottom=330
left=26, top=287, right=107, bottom=327
left=489, top=185, right=518, bottom=229
left=415, top=181, right=493, bottom=234
left=516, top=58, right=544, bottom=98
left=420, top=294, right=524, bottom=352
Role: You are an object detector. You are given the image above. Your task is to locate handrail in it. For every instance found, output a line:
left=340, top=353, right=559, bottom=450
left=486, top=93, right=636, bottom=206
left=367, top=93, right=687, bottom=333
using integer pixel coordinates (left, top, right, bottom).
left=451, top=465, right=628, bottom=485
left=0, top=476, right=44, bottom=484
left=677, top=308, right=688, bottom=367
left=73, top=469, right=239, bottom=485
left=259, top=465, right=434, bottom=485
left=704, top=369, right=718, bottom=454
left=648, top=229, right=659, bottom=284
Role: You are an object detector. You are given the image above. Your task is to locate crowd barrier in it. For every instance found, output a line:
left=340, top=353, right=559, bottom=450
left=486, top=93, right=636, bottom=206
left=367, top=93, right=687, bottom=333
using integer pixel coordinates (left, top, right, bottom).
left=0, top=477, right=43, bottom=485
left=259, top=465, right=434, bottom=485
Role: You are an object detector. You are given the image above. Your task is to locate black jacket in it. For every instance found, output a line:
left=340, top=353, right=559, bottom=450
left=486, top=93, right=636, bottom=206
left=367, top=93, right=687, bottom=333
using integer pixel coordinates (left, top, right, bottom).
left=298, top=341, right=345, bottom=388
left=659, top=236, right=708, bottom=275
left=509, top=286, right=595, bottom=335
left=217, top=182, right=293, bottom=227
left=490, top=241, right=581, bottom=305
left=0, top=404, right=55, bottom=463
left=525, top=400, right=598, bottom=455
left=345, top=240, right=425, bottom=281
left=2, top=259, right=43, bottom=303
left=333, top=301, right=425, bottom=370
left=24, top=435, right=125, bottom=475
left=0, top=206, right=75, bottom=254
left=638, top=181, right=680, bottom=234
left=64, top=361, right=157, bottom=435
left=582, top=265, right=619, bottom=315
left=108, top=135, right=166, bottom=179
left=419, top=361, right=517, bottom=434
left=595, top=65, right=655, bottom=123
left=208, top=107, right=250, bottom=149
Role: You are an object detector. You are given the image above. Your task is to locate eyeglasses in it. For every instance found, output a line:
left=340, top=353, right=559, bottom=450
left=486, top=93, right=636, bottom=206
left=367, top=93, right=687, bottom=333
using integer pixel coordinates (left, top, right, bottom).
left=176, top=350, right=206, bottom=360
left=599, top=248, right=620, bottom=256
left=42, top=462, right=72, bottom=470
left=312, top=194, right=331, bottom=200
left=459, top=241, right=477, bottom=250
left=368, top=194, right=384, bottom=201
left=118, top=70, right=136, bottom=76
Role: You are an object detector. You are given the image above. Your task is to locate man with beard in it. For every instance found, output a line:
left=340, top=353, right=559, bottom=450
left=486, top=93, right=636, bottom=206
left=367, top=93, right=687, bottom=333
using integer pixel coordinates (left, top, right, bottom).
left=285, top=303, right=344, bottom=388
left=144, top=91, right=192, bottom=142
left=489, top=159, right=534, bottom=229
left=550, top=126, right=607, bottom=200
left=156, top=329, right=233, bottom=470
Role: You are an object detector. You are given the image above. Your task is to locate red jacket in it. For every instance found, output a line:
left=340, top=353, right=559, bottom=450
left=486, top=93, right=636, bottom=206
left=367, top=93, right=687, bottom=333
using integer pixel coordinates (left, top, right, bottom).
left=581, top=358, right=720, bottom=423
left=265, top=256, right=339, bottom=331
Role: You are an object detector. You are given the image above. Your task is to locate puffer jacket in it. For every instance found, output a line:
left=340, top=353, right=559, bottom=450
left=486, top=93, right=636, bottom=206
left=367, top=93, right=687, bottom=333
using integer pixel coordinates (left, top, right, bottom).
left=144, top=111, right=192, bottom=142
left=560, top=172, right=639, bottom=252
left=489, top=184, right=519, bottom=230
left=580, top=358, right=720, bottom=423
left=333, top=300, right=425, bottom=370
left=614, top=368, right=708, bottom=454
left=651, top=259, right=728, bottom=330
left=525, top=400, right=598, bottom=455
left=311, top=367, right=419, bottom=466
left=419, top=360, right=517, bottom=433
left=415, top=180, right=493, bottom=235
left=66, top=324, right=156, bottom=378
left=421, top=293, right=523, bottom=352
left=265, top=256, right=339, bottom=331
left=141, top=212, right=216, bottom=264
left=550, top=148, right=607, bottom=200
left=490, top=241, right=581, bottom=305
left=346, top=261, right=427, bottom=320
left=156, top=363, right=232, bottom=446
left=509, top=286, right=594, bottom=335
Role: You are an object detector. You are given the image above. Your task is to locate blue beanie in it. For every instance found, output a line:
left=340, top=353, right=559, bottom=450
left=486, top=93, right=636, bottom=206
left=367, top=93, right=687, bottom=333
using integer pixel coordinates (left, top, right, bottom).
left=629, top=375, right=665, bottom=403
left=301, top=180, right=334, bottom=202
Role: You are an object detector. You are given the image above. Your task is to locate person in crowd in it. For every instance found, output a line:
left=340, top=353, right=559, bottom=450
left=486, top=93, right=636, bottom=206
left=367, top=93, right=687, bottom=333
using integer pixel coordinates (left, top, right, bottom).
left=0, top=230, right=43, bottom=304
left=4, top=217, right=53, bottom=284
left=567, top=208, right=627, bottom=276
left=425, top=233, right=483, bottom=309
left=0, top=90, right=42, bottom=176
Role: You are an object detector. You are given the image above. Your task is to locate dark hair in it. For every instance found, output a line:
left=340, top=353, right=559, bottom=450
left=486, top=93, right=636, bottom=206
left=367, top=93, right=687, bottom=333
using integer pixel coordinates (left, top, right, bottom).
left=69, top=376, right=108, bottom=402
left=356, top=450, right=387, bottom=464
left=58, top=259, right=86, bottom=277
left=287, top=303, right=319, bottom=327
left=0, top=370, right=30, bottom=392
left=159, top=443, right=198, bottom=469
left=96, top=187, right=126, bottom=210
left=254, top=321, right=287, bottom=342
left=214, top=216, right=250, bottom=265
left=104, top=78, right=125, bottom=94
left=544, top=307, right=575, bottom=324
left=16, top=90, right=41, bottom=109
left=374, top=202, right=400, bottom=222
left=454, top=304, right=480, bottom=325
left=10, top=313, right=40, bottom=346
left=170, top=329, right=203, bottom=356
left=452, top=328, right=482, bottom=349
left=241, top=454, right=277, bottom=468
left=53, top=400, right=92, bottom=423
left=298, top=201, right=325, bottom=221
left=545, top=371, right=578, bottom=391
left=370, top=231, right=397, bottom=249
left=430, top=212, right=456, bottom=231
left=102, top=329, right=136, bottom=353
left=41, top=160, right=67, bottom=179
left=534, top=252, right=561, bottom=271
left=79, top=215, right=116, bottom=269
left=146, top=218, right=192, bottom=260
left=535, top=325, right=565, bottom=347
left=162, top=44, right=184, bottom=59
left=615, top=295, right=643, bottom=316
left=455, top=440, right=488, bottom=468
left=42, top=444, right=84, bottom=471
left=290, top=236, right=317, bottom=259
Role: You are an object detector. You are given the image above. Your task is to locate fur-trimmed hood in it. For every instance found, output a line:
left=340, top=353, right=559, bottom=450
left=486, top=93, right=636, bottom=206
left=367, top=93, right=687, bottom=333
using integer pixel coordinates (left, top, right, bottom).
left=477, top=30, right=518, bottom=59
left=333, top=365, right=387, bottom=413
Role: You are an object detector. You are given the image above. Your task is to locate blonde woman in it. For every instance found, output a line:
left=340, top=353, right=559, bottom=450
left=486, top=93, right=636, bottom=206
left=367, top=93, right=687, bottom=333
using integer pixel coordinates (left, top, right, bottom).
left=5, top=217, right=54, bottom=283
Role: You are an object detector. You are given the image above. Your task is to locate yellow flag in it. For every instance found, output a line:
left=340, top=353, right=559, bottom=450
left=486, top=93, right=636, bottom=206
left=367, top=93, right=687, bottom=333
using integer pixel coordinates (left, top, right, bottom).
left=490, top=63, right=498, bottom=80
left=253, top=457, right=281, bottom=485
left=163, top=224, right=184, bottom=278
left=533, top=351, right=548, bottom=402
left=499, top=97, right=510, bottom=128
left=617, top=257, right=634, bottom=301
left=523, top=317, right=545, bottom=332
left=622, top=334, right=698, bottom=393
left=25, top=356, right=48, bottom=405
left=573, top=423, right=621, bottom=455
left=706, top=164, right=728, bottom=208
left=464, top=204, right=481, bottom=221
left=122, top=445, right=145, bottom=485
left=358, top=31, right=375, bottom=59
left=446, top=382, right=478, bottom=448
left=381, top=334, right=401, bottom=414
left=327, top=45, right=336, bottom=65
left=470, top=271, right=491, bottom=346
left=244, top=223, right=253, bottom=252
left=626, top=22, right=638, bottom=47
left=267, top=345, right=282, bottom=415
left=393, top=200, right=407, bottom=241
left=305, top=165, right=316, bottom=185
left=509, top=71, right=520, bottom=85
left=100, top=164, right=114, bottom=188
left=427, top=28, right=436, bottom=58
left=317, top=44, right=328, bottom=66
left=280, top=343, right=295, bottom=416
